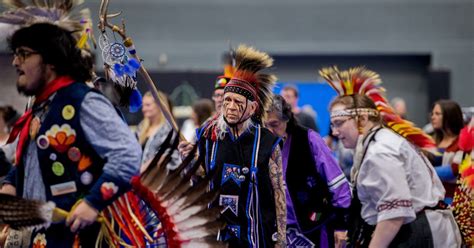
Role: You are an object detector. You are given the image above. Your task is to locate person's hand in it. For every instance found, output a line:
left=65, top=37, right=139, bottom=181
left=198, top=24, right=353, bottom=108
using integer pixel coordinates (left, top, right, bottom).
left=0, top=225, right=9, bottom=247
left=66, top=201, right=99, bottom=232
left=0, top=184, right=16, bottom=196
left=178, top=141, right=194, bottom=159
left=334, top=230, right=347, bottom=248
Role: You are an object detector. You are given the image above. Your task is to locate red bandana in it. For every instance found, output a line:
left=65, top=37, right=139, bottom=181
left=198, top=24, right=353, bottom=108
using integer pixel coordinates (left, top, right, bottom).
left=7, top=76, right=75, bottom=164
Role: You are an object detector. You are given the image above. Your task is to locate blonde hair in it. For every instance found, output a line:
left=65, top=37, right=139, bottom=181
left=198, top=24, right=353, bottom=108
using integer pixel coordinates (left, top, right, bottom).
left=138, top=91, right=170, bottom=145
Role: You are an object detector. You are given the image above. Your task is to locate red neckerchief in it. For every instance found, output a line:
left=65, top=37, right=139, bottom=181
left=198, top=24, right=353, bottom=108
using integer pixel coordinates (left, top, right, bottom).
left=7, top=75, right=75, bottom=164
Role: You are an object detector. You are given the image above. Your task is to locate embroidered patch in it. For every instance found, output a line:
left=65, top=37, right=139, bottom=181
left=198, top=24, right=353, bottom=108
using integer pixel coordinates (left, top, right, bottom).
left=67, top=147, right=81, bottom=162
left=377, top=200, right=413, bottom=212
left=32, top=233, right=47, bottom=248
left=29, top=116, right=41, bottom=140
left=80, top=172, right=93, bottom=185
left=46, top=124, right=76, bottom=153
left=224, top=225, right=240, bottom=241
left=101, top=182, right=118, bottom=200
left=36, top=135, right=50, bottom=150
left=62, top=105, right=75, bottom=120
left=286, top=228, right=315, bottom=248
left=50, top=181, right=77, bottom=196
left=221, top=163, right=244, bottom=186
left=49, top=153, right=57, bottom=161
left=51, top=162, right=65, bottom=176
left=219, top=194, right=238, bottom=216
left=78, top=155, right=92, bottom=171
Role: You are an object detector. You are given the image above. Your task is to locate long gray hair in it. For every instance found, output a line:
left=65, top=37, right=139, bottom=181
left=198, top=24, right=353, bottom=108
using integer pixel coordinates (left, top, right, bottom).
left=216, top=113, right=256, bottom=140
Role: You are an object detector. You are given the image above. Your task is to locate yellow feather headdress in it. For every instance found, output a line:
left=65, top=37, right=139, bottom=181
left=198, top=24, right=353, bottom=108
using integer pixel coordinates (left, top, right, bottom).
left=0, top=0, right=95, bottom=50
left=320, top=66, right=436, bottom=149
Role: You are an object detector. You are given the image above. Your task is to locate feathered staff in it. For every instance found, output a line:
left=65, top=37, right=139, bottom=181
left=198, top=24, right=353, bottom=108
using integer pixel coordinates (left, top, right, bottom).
left=319, top=66, right=436, bottom=150
left=0, top=131, right=226, bottom=247
left=98, top=0, right=183, bottom=139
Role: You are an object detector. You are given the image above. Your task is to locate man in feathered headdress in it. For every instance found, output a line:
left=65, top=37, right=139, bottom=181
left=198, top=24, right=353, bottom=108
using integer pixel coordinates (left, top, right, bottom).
left=180, top=44, right=287, bottom=247
left=0, top=1, right=141, bottom=246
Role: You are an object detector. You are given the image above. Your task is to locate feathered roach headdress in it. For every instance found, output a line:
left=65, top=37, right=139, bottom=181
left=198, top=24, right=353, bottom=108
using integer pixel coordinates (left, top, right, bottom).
left=214, top=50, right=236, bottom=90
left=320, top=66, right=436, bottom=149
left=0, top=0, right=95, bottom=51
left=224, top=44, right=277, bottom=120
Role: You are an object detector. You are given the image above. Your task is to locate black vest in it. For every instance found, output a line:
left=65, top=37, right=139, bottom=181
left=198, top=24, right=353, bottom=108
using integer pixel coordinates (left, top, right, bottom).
left=17, top=83, right=104, bottom=210
left=198, top=125, right=279, bottom=248
left=286, top=125, right=332, bottom=233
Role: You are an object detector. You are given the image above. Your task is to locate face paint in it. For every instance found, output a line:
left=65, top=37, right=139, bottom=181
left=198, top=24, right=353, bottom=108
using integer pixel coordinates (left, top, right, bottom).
left=222, top=92, right=250, bottom=125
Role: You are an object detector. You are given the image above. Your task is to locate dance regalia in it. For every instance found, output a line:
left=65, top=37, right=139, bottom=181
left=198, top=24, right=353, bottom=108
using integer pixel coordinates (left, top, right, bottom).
left=4, top=81, right=138, bottom=247
left=283, top=125, right=351, bottom=247
left=349, top=127, right=461, bottom=247
left=319, top=66, right=462, bottom=248
left=198, top=124, right=280, bottom=247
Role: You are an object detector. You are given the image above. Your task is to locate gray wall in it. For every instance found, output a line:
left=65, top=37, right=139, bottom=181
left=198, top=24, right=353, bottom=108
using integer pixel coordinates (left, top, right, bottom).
left=83, top=0, right=472, bottom=103
left=0, top=0, right=472, bottom=122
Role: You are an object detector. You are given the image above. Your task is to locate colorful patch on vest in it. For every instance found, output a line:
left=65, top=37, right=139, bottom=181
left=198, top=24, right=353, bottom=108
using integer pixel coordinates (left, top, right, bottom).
left=78, top=155, right=92, bottom=171
left=221, top=163, right=244, bottom=186
left=67, top=147, right=82, bottom=162
left=51, top=161, right=65, bottom=176
left=50, top=181, right=77, bottom=196
left=223, top=225, right=240, bottom=241
left=32, top=233, right=47, bottom=248
left=219, top=194, right=238, bottom=216
left=101, top=182, right=118, bottom=200
left=36, top=135, right=50, bottom=150
left=29, top=116, right=41, bottom=140
left=61, top=105, right=75, bottom=120
left=46, top=124, right=76, bottom=153
left=49, top=153, right=57, bottom=161
left=80, top=172, right=93, bottom=185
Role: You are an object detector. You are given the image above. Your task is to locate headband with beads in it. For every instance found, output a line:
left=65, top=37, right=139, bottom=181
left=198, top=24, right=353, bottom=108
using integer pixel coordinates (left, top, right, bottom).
left=330, top=108, right=379, bottom=119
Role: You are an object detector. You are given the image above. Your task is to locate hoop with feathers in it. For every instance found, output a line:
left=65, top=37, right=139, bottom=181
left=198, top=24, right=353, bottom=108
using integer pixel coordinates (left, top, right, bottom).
left=0, top=131, right=226, bottom=247
left=319, top=66, right=436, bottom=150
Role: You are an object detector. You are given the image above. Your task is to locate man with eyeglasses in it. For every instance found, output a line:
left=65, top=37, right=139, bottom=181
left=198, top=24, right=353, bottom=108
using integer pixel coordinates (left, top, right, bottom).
left=1, top=23, right=141, bottom=247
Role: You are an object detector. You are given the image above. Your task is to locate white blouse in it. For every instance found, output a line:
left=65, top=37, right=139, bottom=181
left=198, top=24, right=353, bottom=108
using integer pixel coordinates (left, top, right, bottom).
left=356, top=128, right=445, bottom=225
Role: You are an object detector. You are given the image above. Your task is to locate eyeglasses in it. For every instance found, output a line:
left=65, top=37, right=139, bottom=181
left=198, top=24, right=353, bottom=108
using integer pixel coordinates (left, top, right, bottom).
left=12, top=49, right=39, bottom=62
left=330, top=117, right=353, bottom=130
left=212, top=93, right=224, bottom=100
